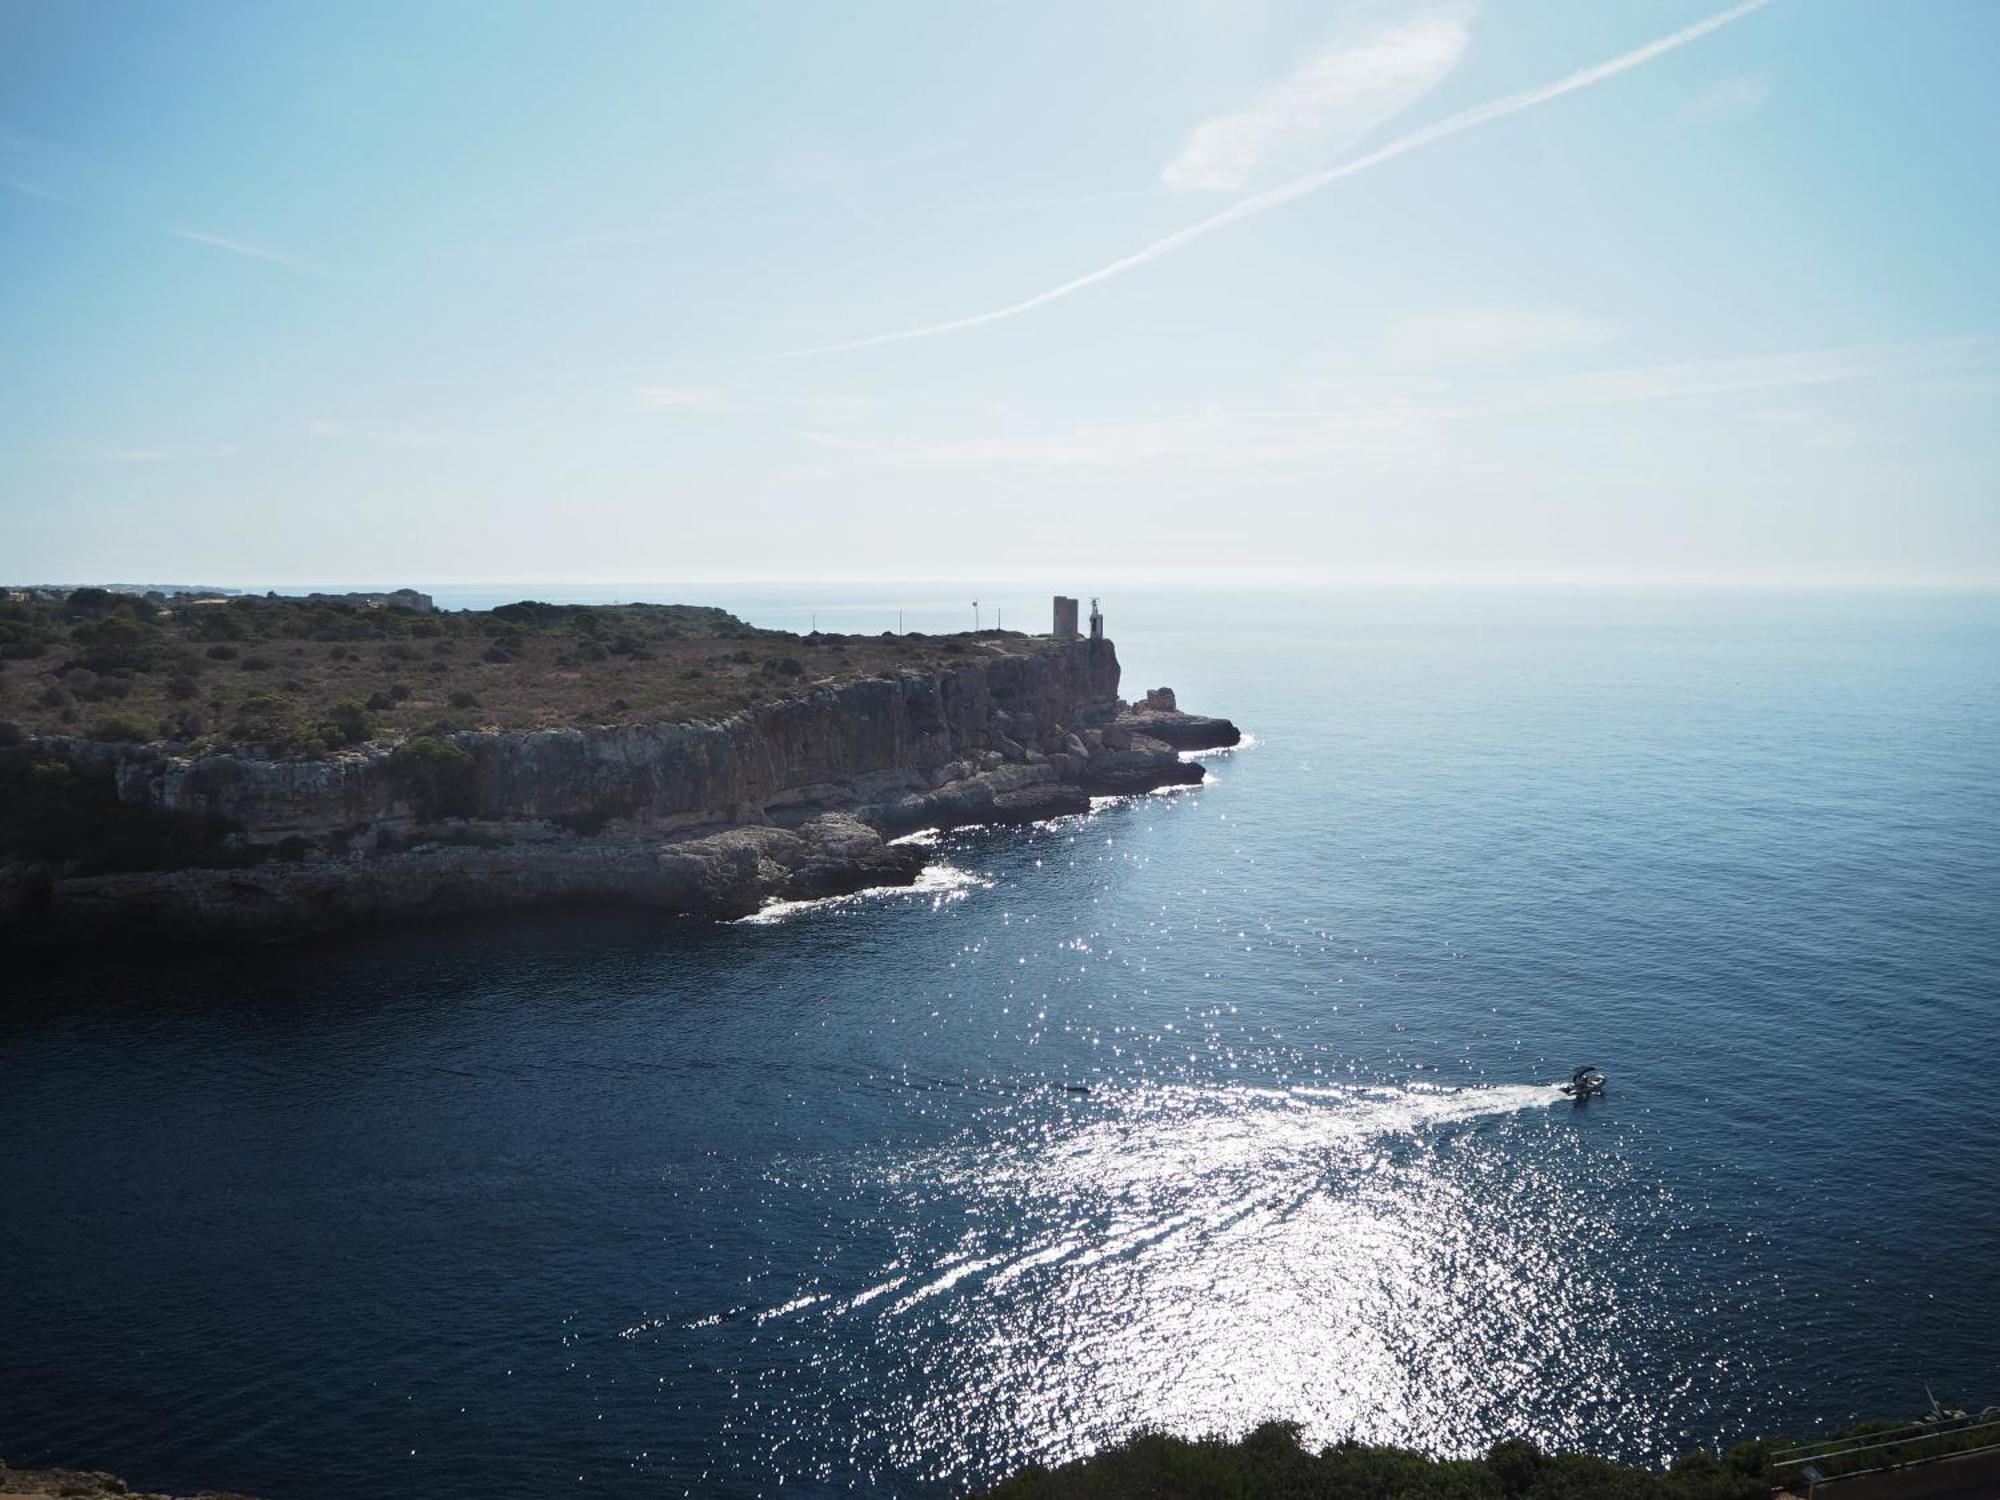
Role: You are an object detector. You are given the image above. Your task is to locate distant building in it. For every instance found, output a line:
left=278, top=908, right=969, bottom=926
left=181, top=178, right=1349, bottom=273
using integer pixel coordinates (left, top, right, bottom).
left=1053, top=595, right=1079, bottom=639
left=1089, top=597, right=1104, bottom=640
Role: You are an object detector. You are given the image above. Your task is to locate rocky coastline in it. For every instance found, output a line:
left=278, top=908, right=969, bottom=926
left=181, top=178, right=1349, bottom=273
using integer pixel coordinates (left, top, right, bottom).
left=0, top=635, right=1237, bottom=944
left=0, top=1462, right=254, bottom=1500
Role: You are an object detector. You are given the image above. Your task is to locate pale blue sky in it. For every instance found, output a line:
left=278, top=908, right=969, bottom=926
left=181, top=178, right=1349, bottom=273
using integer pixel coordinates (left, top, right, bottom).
left=3, top=0, right=1996, bottom=586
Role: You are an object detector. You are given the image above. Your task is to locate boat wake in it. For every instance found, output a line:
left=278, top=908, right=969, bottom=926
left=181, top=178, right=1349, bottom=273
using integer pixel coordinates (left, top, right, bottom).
left=706, top=1078, right=1566, bottom=1331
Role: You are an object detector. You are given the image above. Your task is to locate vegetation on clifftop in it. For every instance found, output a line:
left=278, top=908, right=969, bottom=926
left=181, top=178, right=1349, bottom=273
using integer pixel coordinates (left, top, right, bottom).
left=0, top=588, right=1038, bottom=756
left=980, top=1423, right=1773, bottom=1500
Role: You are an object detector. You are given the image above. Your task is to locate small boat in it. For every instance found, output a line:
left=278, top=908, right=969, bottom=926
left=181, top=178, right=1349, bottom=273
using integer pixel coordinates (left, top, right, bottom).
left=1560, top=1065, right=1607, bottom=1099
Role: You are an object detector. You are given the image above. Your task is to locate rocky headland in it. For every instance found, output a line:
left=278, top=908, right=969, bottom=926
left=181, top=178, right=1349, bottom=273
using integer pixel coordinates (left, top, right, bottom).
left=0, top=603, right=1237, bottom=944
left=0, top=1462, right=254, bottom=1500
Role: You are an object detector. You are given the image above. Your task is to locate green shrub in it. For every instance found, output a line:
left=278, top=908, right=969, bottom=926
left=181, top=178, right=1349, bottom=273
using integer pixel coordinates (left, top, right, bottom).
left=231, top=692, right=320, bottom=753
left=63, top=587, right=118, bottom=618
left=977, top=1423, right=1772, bottom=1500
left=87, top=714, right=152, bottom=743
left=70, top=614, right=160, bottom=672
left=322, top=700, right=375, bottom=746
left=388, top=736, right=476, bottom=818
left=193, top=609, right=250, bottom=642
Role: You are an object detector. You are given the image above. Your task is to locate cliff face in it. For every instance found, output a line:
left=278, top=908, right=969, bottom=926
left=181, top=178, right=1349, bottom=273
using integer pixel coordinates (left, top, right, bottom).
left=1, top=637, right=1237, bottom=943
left=0, top=1460, right=256, bottom=1500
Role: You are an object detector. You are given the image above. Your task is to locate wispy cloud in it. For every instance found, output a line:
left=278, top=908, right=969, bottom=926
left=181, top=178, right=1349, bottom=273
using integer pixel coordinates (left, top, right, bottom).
left=799, top=338, right=1987, bottom=473
left=1163, top=7, right=1471, bottom=193
left=2, top=177, right=64, bottom=204
left=54, top=442, right=240, bottom=464
left=633, top=384, right=730, bottom=412
left=167, top=228, right=326, bottom=275
left=7, top=129, right=322, bottom=274
left=801, top=393, right=1450, bottom=473
left=1382, top=308, right=1617, bottom=367
left=1677, top=68, right=1773, bottom=125
left=772, top=0, right=1774, bottom=361
left=307, top=418, right=463, bottom=449
left=1495, top=338, right=1989, bottom=411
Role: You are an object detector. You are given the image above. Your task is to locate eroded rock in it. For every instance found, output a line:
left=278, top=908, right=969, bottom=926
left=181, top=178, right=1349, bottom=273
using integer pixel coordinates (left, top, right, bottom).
left=1, top=638, right=1237, bottom=942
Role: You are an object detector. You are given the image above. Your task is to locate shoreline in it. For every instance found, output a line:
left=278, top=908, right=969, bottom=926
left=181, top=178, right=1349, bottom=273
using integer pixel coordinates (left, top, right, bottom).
left=2, top=630, right=1239, bottom=946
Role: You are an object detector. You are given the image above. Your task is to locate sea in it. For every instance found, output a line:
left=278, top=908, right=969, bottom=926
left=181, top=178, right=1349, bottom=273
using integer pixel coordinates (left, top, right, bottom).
left=4, top=585, right=1996, bottom=1499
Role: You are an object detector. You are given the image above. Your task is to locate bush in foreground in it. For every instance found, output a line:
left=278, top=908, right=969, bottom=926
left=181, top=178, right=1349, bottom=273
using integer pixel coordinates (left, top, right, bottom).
left=980, top=1423, right=1770, bottom=1500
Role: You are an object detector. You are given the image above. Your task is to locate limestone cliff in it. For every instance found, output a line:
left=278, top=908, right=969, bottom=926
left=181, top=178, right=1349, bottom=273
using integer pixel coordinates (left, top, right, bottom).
left=0, top=1460, right=254, bottom=1500
left=0, top=636, right=1238, bottom=943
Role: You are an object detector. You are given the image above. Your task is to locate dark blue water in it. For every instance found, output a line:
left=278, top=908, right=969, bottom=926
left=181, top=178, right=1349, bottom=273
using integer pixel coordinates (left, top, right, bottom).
left=4, top=588, right=1997, bottom=1499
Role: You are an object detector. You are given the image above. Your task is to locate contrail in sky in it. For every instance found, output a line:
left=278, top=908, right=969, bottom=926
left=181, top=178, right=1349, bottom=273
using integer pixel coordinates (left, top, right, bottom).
left=772, top=0, right=1774, bottom=360
left=167, top=227, right=327, bottom=276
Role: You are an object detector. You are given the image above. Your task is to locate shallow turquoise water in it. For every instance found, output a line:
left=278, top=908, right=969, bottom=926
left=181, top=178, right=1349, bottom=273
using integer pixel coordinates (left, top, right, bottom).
left=4, top=587, right=1996, bottom=1498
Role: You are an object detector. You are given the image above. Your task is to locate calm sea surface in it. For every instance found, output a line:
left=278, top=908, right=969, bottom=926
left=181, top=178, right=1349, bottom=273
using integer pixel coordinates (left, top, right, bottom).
left=4, top=587, right=1997, bottom=1498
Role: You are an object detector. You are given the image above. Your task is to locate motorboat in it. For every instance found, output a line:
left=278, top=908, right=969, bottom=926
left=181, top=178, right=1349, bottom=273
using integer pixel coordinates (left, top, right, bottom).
left=1560, top=1065, right=1607, bottom=1099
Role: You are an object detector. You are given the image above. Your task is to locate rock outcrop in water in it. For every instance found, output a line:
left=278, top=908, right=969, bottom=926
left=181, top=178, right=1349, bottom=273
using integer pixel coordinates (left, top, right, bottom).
left=0, top=635, right=1238, bottom=943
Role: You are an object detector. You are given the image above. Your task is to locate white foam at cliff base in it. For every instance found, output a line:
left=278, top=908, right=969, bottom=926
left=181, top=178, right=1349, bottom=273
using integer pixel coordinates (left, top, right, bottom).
left=1183, top=731, right=1257, bottom=762
left=737, top=862, right=990, bottom=925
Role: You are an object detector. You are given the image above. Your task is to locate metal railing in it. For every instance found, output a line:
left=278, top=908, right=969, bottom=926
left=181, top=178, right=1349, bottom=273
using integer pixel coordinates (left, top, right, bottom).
left=1771, top=1413, right=2000, bottom=1484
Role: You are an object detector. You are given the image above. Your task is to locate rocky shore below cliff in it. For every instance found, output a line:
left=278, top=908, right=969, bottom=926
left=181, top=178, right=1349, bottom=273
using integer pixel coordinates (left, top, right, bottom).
left=0, top=634, right=1237, bottom=945
left=0, top=1463, right=255, bottom=1500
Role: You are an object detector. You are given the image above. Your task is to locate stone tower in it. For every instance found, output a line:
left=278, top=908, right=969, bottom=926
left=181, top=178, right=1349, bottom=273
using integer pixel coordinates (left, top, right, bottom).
left=1053, top=596, right=1079, bottom=639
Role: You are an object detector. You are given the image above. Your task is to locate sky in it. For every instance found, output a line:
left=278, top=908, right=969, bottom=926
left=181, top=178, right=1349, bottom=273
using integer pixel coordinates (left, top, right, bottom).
left=2, top=0, right=1997, bottom=587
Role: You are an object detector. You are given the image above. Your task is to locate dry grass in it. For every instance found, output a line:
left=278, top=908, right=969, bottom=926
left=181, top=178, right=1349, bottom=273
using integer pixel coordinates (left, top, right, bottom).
left=0, top=589, right=1044, bottom=756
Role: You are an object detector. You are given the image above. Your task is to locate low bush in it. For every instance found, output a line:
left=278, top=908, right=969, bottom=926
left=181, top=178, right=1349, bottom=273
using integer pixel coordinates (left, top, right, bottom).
left=86, top=714, right=152, bottom=743
left=322, top=700, right=375, bottom=747
left=981, top=1423, right=1773, bottom=1500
